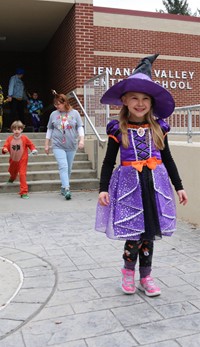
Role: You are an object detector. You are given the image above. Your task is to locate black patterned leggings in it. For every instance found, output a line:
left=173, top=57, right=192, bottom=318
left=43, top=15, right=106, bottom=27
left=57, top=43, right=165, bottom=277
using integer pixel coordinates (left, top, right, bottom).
left=123, top=240, right=154, bottom=277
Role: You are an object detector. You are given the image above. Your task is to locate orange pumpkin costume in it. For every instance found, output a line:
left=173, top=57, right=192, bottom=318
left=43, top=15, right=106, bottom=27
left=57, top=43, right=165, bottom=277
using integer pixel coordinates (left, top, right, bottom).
left=2, top=135, right=37, bottom=195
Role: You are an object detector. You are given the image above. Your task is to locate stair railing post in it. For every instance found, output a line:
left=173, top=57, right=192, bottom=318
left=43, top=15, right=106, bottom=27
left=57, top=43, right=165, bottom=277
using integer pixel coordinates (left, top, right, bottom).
left=70, top=91, right=106, bottom=146
left=187, top=109, right=192, bottom=143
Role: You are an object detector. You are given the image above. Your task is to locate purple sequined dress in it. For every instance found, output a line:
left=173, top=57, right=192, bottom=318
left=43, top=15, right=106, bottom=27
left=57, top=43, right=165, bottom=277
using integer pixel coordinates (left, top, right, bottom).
left=95, top=119, right=176, bottom=241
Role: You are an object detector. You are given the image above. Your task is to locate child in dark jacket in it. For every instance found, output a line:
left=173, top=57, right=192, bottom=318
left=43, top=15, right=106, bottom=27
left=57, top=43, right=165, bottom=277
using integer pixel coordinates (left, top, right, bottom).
left=27, top=91, right=43, bottom=132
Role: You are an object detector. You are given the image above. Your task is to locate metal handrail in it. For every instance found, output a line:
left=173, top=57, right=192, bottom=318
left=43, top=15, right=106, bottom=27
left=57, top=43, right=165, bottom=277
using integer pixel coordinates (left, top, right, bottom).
left=168, top=104, right=200, bottom=143
left=69, top=90, right=106, bottom=144
left=69, top=86, right=200, bottom=144
left=174, top=104, right=200, bottom=110
left=83, top=71, right=110, bottom=123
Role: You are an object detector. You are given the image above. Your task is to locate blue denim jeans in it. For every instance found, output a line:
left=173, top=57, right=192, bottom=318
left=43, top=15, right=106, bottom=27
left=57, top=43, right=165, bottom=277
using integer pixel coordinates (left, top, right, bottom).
left=53, top=148, right=76, bottom=189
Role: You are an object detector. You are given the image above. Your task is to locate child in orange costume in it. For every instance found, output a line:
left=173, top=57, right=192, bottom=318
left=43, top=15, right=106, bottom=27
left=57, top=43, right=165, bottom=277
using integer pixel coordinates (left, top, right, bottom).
left=2, top=120, right=38, bottom=199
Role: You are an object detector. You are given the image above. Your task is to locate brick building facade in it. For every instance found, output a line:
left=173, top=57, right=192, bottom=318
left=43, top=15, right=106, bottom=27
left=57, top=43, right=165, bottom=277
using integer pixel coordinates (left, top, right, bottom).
left=93, top=6, right=200, bottom=108
left=1, top=1, right=200, bottom=128
left=44, top=2, right=200, bottom=108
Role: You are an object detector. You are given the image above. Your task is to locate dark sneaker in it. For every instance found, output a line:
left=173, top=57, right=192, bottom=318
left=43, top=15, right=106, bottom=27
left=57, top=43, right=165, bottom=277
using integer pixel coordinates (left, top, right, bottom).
left=61, top=187, right=65, bottom=196
left=64, top=189, right=71, bottom=200
left=7, top=178, right=14, bottom=183
left=21, top=194, right=29, bottom=199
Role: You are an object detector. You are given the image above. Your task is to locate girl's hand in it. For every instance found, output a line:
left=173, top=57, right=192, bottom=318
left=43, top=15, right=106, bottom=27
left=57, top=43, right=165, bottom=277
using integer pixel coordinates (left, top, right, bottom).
left=98, top=192, right=110, bottom=206
left=177, top=190, right=188, bottom=206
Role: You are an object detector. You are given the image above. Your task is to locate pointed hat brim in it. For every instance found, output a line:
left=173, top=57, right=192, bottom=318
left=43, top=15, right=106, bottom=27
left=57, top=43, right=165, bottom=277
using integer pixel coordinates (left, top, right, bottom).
left=101, top=73, right=175, bottom=119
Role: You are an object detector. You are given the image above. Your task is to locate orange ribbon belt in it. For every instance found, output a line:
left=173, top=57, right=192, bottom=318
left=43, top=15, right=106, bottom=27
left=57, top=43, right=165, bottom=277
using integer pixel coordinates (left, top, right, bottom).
left=122, top=157, right=162, bottom=172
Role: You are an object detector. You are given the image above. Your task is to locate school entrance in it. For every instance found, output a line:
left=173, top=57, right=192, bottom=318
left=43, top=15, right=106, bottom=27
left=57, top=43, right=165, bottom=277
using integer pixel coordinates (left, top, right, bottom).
left=1, top=0, right=200, bottom=132
left=0, top=0, right=95, bottom=131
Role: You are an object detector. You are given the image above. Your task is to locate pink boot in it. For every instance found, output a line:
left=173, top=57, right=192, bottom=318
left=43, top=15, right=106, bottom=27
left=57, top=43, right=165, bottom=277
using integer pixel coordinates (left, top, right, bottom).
left=121, top=268, right=136, bottom=294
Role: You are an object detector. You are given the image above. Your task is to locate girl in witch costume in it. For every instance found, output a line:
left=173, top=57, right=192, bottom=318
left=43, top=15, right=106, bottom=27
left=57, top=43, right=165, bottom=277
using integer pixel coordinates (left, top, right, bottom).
left=95, top=54, right=188, bottom=297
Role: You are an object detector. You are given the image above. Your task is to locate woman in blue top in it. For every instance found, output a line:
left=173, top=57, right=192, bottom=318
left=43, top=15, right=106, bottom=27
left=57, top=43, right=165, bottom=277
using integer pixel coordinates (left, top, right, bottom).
left=7, top=68, right=27, bottom=125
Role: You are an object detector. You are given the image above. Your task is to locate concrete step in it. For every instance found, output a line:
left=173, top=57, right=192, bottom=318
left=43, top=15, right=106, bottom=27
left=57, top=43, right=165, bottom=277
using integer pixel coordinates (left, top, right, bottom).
left=21, top=139, right=47, bottom=146
left=0, top=161, right=92, bottom=172
left=0, top=179, right=99, bottom=193
left=0, top=138, right=47, bottom=146
left=0, top=146, right=86, bottom=155
left=0, top=169, right=97, bottom=183
left=0, top=152, right=89, bottom=163
left=1, top=139, right=48, bottom=146
left=0, top=132, right=46, bottom=140
left=0, top=132, right=99, bottom=193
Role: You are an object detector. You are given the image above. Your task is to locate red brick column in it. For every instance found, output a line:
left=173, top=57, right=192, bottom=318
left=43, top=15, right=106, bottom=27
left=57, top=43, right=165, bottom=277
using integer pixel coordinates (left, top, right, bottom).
left=44, top=2, right=94, bottom=108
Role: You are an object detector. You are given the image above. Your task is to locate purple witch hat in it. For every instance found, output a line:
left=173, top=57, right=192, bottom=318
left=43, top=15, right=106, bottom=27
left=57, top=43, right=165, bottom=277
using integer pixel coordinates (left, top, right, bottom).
left=100, top=54, right=175, bottom=118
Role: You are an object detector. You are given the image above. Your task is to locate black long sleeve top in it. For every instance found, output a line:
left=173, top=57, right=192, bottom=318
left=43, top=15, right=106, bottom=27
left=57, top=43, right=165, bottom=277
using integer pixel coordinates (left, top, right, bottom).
left=99, top=135, right=183, bottom=193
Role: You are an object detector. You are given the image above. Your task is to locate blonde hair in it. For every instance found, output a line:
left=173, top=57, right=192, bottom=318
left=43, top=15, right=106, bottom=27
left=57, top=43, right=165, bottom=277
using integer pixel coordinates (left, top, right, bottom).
left=119, top=105, right=165, bottom=150
left=10, top=120, right=25, bottom=131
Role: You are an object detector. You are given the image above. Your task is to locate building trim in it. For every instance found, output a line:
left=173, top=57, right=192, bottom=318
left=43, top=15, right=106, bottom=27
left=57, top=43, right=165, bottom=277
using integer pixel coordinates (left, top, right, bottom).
left=94, top=52, right=200, bottom=62
left=94, top=11, right=200, bottom=35
left=75, top=0, right=93, bottom=4
left=93, top=6, right=200, bottom=23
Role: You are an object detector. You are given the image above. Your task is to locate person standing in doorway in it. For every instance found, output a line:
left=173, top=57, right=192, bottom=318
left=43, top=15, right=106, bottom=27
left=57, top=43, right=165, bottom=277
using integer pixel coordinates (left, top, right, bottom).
left=0, top=84, right=8, bottom=132
left=27, top=91, right=43, bottom=132
left=45, top=92, right=84, bottom=200
left=7, top=68, right=27, bottom=126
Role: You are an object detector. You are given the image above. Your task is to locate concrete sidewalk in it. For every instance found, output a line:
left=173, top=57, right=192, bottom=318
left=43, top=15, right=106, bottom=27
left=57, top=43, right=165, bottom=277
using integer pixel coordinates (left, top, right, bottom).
left=0, top=191, right=200, bottom=347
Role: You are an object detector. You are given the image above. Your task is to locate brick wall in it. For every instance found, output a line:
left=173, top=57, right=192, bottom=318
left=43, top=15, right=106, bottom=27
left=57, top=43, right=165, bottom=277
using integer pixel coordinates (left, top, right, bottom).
left=93, top=8, right=200, bottom=107
left=93, top=55, right=200, bottom=107
left=74, top=3, right=94, bottom=87
left=1, top=4, right=200, bottom=130
left=44, top=2, right=94, bottom=111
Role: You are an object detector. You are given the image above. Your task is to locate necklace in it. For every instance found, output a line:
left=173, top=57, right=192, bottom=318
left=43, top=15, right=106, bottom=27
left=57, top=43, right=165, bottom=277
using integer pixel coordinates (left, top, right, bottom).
left=60, top=113, right=68, bottom=143
left=128, top=120, right=147, bottom=137
left=136, top=127, right=145, bottom=137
